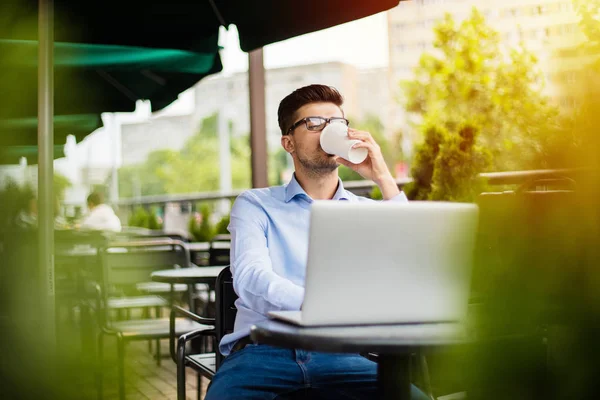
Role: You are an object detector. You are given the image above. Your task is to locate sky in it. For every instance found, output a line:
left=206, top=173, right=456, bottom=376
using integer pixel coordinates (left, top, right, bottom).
left=55, top=11, right=390, bottom=178
left=222, top=12, right=390, bottom=74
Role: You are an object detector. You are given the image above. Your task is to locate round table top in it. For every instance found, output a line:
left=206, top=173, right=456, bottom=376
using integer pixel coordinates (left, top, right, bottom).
left=251, top=319, right=468, bottom=355
left=151, top=266, right=227, bottom=284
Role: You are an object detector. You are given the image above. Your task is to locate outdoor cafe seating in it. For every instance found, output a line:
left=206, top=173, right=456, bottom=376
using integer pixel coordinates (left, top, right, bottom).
left=93, top=238, right=214, bottom=400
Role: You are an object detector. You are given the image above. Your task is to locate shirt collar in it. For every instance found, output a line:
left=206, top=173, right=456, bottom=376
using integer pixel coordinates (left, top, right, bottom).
left=284, top=173, right=350, bottom=203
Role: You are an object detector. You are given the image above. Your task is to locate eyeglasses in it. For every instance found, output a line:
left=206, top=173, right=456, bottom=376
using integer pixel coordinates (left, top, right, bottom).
left=286, top=116, right=349, bottom=135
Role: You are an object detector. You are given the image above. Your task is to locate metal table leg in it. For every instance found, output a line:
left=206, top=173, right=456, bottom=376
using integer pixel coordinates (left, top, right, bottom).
left=378, top=353, right=412, bottom=400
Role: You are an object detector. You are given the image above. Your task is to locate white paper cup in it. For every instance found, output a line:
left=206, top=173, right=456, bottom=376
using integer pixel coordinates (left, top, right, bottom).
left=319, top=123, right=368, bottom=164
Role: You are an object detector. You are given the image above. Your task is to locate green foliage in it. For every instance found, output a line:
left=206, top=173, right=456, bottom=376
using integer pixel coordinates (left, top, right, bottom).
left=428, top=124, right=491, bottom=201
left=53, top=172, right=71, bottom=200
left=147, top=207, right=162, bottom=230
left=215, top=214, right=230, bottom=235
left=128, top=207, right=150, bottom=228
left=0, top=179, right=34, bottom=229
left=118, top=113, right=252, bottom=198
left=188, top=205, right=214, bottom=242
left=401, top=8, right=560, bottom=172
left=269, top=148, right=289, bottom=186
left=369, top=186, right=383, bottom=200
left=574, top=0, right=600, bottom=60
left=127, top=206, right=162, bottom=229
left=404, top=122, right=490, bottom=202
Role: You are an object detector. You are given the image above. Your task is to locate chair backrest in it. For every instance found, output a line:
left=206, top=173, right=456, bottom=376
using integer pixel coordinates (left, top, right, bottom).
left=215, top=266, right=237, bottom=369
left=474, top=186, right=578, bottom=329
left=209, top=241, right=230, bottom=266
left=102, top=239, right=190, bottom=295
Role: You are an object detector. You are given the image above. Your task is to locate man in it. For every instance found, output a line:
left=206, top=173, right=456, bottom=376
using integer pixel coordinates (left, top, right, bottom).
left=79, top=191, right=122, bottom=232
left=206, top=85, right=428, bottom=399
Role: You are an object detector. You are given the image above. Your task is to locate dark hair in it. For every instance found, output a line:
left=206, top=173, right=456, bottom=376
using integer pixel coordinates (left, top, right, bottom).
left=277, top=84, right=344, bottom=135
left=87, top=191, right=104, bottom=206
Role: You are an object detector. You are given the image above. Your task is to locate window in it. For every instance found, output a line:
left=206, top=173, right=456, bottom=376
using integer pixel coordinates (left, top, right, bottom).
left=535, top=5, right=546, bottom=15
left=560, top=2, right=572, bottom=12
left=560, top=24, right=576, bottom=35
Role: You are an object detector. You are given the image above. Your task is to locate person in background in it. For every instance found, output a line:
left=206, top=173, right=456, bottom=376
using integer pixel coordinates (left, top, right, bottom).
left=79, top=191, right=121, bottom=232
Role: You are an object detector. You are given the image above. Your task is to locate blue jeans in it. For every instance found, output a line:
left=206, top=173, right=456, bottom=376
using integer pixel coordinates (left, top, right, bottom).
left=205, top=344, right=430, bottom=400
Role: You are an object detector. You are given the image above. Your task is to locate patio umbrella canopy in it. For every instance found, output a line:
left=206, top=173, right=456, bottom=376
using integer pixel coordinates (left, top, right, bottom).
left=0, top=144, right=64, bottom=165
left=1, top=0, right=402, bottom=52
left=0, top=39, right=222, bottom=121
left=0, top=113, right=101, bottom=147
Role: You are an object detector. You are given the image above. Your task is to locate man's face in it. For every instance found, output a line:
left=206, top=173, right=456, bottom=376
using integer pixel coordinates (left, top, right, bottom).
left=282, top=102, right=343, bottom=175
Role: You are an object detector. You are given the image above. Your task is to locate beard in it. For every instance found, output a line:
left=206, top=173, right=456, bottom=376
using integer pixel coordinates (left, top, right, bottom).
left=296, top=150, right=339, bottom=176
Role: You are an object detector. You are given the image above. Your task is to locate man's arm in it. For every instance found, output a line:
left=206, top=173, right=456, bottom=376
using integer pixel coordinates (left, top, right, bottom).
left=336, top=128, right=407, bottom=201
left=229, top=191, right=304, bottom=313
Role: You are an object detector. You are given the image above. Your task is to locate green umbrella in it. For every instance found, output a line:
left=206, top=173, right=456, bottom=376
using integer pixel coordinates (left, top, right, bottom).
left=0, top=39, right=222, bottom=120
left=0, top=144, right=64, bottom=165
left=0, top=113, right=101, bottom=146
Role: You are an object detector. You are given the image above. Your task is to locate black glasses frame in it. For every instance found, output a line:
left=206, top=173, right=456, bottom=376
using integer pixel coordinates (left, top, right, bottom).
left=286, top=116, right=349, bottom=135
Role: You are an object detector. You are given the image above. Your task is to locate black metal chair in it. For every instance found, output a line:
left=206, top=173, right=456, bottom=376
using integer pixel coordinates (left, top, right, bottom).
left=102, top=239, right=192, bottom=317
left=94, top=239, right=212, bottom=400
left=173, top=266, right=237, bottom=400
left=208, top=240, right=230, bottom=266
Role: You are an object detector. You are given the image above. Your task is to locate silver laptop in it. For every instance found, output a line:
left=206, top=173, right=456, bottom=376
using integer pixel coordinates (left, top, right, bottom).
left=268, top=201, right=479, bottom=326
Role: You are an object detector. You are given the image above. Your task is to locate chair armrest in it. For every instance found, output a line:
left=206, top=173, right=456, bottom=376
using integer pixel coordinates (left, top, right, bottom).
left=173, top=305, right=215, bottom=326
left=169, top=306, right=215, bottom=363
left=176, top=327, right=216, bottom=376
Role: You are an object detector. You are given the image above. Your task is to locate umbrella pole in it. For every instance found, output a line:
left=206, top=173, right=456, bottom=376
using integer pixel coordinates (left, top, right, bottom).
left=248, top=48, right=268, bottom=188
left=38, top=0, right=56, bottom=349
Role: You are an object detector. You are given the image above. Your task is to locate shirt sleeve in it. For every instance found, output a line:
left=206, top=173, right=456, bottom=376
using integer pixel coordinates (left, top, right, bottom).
left=80, top=207, right=122, bottom=232
left=80, top=211, right=101, bottom=230
left=228, top=191, right=304, bottom=313
left=386, top=191, right=409, bottom=203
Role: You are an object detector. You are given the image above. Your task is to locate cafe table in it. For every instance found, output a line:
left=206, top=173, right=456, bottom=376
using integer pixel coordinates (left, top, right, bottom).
left=151, top=265, right=226, bottom=286
left=251, top=319, right=467, bottom=400
left=150, top=265, right=227, bottom=311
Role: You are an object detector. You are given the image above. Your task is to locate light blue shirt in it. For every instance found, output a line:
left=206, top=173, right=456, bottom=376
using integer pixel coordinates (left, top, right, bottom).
left=219, top=174, right=408, bottom=355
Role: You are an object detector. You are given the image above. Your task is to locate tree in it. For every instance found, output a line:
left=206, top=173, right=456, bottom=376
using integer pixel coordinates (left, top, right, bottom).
left=401, top=9, right=560, bottom=174
left=548, top=0, right=600, bottom=169
left=118, top=113, right=252, bottom=198
left=574, top=0, right=600, bottom=62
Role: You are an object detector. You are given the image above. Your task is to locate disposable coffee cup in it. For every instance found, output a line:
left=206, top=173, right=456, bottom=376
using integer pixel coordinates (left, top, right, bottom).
left=319, top=123, right=368, bottom=164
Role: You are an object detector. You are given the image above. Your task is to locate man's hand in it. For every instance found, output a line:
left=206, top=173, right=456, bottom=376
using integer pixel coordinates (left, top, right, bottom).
left=336, top=128, right=400, bottom=199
